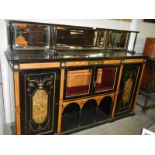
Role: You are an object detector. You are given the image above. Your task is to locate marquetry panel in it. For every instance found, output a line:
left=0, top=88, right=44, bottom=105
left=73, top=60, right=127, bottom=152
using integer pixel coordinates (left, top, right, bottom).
left=123, top=59, right=144, bottom=64
left=19, top=69, right=60, bottom=135
left=115, top=64, right=142, bottom=116
left=19, top=62, right=60, bottom=69
left=66, top=61, right=89, bottom=67
left=89, top=61, right=103, bottom=65
left=103, top=60, right=121, bottom=65
left=32, top=90, right=48, bottom=124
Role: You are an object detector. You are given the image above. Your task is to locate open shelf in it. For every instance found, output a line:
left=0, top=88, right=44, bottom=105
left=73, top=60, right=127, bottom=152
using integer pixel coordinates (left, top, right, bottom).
left=62, top=103, right=80, bottom=132
left=61, top=96, right=114, bottom=132
left=80, top=100, right=97, bottom=126
left=96, top=96, right=113, bottom=122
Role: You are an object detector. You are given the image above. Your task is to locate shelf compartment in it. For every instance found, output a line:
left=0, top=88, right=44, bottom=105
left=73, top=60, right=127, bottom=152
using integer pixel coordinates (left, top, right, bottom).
left=96, top=96, right=113, bottom=122
left=62, top=103, right=80, bottom=132
left=80, top=99, right=97, bottom=126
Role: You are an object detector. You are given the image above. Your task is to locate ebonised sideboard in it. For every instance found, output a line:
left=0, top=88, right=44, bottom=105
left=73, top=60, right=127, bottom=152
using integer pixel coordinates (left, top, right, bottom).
left=5, top=20, right=146, bottom=134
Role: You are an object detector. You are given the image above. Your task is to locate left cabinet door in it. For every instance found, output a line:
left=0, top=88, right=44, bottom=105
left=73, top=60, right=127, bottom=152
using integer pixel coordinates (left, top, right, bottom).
left=19, top=69, right=60, bottom=135
left=64, top=67, right=93, bottom=100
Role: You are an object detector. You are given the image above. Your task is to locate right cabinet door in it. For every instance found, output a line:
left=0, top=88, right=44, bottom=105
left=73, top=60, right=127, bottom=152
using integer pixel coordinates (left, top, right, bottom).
left=94, top=65, right=120, bottom=94
left=115, top=63, right=142, bottom=116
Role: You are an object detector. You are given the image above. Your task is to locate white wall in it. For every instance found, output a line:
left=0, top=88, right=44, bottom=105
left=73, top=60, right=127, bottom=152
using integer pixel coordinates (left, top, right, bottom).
left=0, top=19, right=155, bottom=134
left=0, top=64, right=5, bottom=135
left=135, top=19, right=155, bottom=52
left=19, top=19, right=131, bottom=29
left=0, top=19, right=13, bottom=134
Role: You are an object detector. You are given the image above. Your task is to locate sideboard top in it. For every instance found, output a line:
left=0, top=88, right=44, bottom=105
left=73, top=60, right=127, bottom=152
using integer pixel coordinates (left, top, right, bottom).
left=5, top=20, right=146, bottom=65
left=5, top=50, right=146, bottom=64
left=6, top=20, right=139, bottom=52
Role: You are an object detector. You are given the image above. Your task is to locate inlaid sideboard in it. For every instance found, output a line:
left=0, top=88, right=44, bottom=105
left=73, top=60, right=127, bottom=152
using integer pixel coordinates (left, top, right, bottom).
left=5, top=20, right=146, bottom=135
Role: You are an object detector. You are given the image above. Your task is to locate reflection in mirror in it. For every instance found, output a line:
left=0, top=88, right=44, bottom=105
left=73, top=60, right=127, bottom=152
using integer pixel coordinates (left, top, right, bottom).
left=56, top=26, right=95, bottom=47
left=106, top=31, right=129, bottom=49
left=94, top=30, right=107, bottom=48
left=13, top=23, right=49, bottom=48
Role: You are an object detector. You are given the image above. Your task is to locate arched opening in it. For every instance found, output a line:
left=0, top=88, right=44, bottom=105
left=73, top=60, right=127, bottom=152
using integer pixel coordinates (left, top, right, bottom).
left=80, top=99, right=97, bottom=126
left=62, top=103, right=80, bottom=132
left=96, top=96, right=113, bottom=122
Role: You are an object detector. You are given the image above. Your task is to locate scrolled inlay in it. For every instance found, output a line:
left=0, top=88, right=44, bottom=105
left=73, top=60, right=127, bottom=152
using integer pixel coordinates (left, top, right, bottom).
left=26, top=74, right=54, bottom=126
left=32, top=89, right=48, bottom=124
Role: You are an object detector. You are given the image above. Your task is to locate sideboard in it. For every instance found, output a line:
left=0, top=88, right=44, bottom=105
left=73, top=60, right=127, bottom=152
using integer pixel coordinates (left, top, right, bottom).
left=5, top=20, right=146, bottom=134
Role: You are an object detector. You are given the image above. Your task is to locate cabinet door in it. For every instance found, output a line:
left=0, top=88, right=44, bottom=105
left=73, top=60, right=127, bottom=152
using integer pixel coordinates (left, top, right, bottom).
left=115, top=64, right=142, bottom=116
left=94, top=65, right=119, bottom=94
left=64, top=67, right=93, bottom=100
left=19, top=69, right=60, bottom=135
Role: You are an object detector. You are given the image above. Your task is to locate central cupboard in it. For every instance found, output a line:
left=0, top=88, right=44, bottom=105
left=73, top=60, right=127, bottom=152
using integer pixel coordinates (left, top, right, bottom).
left=64, top=64, right=120, bottom=99
left=60, top=63, right=120, bottom=133
left=57, top=59, right=144, bottom=134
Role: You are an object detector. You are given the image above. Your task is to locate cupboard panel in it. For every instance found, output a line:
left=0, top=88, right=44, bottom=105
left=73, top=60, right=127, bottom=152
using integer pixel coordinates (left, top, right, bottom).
left=115, top=64, right=142, bottom=115
left=95, top=67, right=118, bottom=93
left=19, top=69, right=60, bottom=135
left=65, top=67, right=93, bottom=99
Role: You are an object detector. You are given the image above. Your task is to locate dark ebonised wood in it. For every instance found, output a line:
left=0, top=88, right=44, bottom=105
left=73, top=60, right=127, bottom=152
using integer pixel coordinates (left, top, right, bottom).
left=19, top=68, right=60, bottom=135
